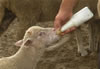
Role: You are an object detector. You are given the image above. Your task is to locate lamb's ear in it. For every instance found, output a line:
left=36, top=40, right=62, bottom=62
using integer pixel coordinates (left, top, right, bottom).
left=15, top=40, right=23, bottom=47
left=23, top=39, right=32, bottom=46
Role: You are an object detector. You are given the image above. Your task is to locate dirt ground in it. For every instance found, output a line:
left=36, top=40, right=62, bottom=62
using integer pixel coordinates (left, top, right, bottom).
left=0, top=21, right=98, bottom=69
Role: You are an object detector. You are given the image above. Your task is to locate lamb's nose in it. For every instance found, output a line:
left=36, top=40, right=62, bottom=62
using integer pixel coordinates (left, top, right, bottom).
left=52, top=28, right=55, bottom=31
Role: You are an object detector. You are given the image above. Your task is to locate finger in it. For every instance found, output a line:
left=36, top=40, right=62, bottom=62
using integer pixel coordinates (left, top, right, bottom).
left=70, top=27, right=76, bottom=31
left=60, top=27, right=77, bottom=35
left=60, top=29, right=71, bottom=36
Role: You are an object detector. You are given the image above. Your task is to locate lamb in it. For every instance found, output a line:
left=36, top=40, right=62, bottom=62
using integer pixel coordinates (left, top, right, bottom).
left=0, top=26, right=61, bottom=69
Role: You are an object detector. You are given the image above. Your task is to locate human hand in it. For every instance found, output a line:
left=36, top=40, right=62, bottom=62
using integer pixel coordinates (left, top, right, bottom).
left=54, top=11, right=76, bottom=35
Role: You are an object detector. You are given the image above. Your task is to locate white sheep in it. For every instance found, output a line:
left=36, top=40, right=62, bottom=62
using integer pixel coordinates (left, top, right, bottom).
left=0, top=26, right=61, bottom=69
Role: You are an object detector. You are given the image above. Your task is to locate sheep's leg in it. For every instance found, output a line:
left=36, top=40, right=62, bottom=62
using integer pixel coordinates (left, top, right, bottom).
left=98, top=0, right=100, bottom=17
left=0, top=4, right=5, bottom=25
left=75, top=27, right=88, bottom=56
left=89, top=19, right=100, bottom=52
left=99, top=47, right=100, bottom=69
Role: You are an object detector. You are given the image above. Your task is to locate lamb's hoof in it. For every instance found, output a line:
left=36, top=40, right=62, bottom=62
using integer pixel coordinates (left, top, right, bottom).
left=78, top=49, right=89, bottom=56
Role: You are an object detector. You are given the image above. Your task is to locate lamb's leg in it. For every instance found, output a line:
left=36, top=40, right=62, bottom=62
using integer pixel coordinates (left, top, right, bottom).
left=88, top=23, right=95, bottom=52
left=75, top=27, right=88, bottom=56
left=0, top=4, right=5, bottom=25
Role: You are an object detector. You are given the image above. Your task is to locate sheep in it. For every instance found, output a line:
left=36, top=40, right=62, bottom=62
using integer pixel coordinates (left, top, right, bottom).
left=97, top=0, right=100, bottom=69
left=0, top=26, right=61, bottom=69
left=98, top=0, right=100, bottom=17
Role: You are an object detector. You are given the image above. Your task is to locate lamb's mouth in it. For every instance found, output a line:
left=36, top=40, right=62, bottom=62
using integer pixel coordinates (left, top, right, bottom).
left=46, top=39, right=60, bottom=48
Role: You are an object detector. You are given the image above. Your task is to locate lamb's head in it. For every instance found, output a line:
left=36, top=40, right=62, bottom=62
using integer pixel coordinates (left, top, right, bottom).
left=15, top=26, right=60, bottom=49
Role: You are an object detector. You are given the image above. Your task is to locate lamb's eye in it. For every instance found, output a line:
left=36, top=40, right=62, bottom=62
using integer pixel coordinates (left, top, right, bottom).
left=27, top=31, right=32, bottom=35
left=39, top=31, right=46, bottom=36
